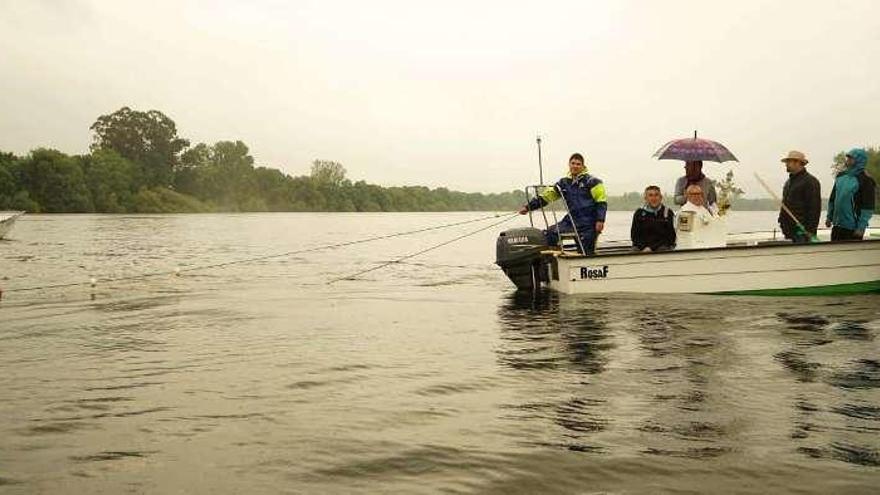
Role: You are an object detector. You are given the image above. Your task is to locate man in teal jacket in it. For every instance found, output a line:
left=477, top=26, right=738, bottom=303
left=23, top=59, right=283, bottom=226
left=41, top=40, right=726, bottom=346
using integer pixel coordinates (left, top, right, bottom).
left=825, top=148, right=876, bottom=240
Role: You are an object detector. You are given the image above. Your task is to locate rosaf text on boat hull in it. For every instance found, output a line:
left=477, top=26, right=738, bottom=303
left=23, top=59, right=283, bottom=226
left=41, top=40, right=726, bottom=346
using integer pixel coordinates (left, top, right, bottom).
left=516, top=239, right=880, bottom=296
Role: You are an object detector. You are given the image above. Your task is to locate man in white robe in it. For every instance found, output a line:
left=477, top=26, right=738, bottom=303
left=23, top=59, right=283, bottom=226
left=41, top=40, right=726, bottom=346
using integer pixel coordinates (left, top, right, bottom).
left=676, top=184, right=726, bottom=249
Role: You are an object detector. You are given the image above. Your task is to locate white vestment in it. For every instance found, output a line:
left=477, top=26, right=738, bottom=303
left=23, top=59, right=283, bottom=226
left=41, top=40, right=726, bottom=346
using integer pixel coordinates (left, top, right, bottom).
left=675, top=202, right=726, bottom=249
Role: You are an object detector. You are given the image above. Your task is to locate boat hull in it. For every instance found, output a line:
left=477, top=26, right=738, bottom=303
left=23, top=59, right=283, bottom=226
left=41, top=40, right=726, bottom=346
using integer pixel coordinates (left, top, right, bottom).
left=0, top=211, right=23, bottom=239
left=545, top=240, right=880, bottom=295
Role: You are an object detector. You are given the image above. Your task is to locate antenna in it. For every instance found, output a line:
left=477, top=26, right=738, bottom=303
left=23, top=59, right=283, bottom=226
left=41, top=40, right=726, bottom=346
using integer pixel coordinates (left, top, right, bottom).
left=536, top=134, right=544, bottom=185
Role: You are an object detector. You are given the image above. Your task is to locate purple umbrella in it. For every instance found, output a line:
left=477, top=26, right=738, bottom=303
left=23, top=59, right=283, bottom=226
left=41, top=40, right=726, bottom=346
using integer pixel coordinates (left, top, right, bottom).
left=653, top=131, right=738, bottom=163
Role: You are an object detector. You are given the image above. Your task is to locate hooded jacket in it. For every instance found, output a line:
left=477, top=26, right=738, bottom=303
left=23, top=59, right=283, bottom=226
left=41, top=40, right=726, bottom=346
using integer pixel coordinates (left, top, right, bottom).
left=526, top=167, right=608, bottom=227
left=827, top=148, right=876, bottom=231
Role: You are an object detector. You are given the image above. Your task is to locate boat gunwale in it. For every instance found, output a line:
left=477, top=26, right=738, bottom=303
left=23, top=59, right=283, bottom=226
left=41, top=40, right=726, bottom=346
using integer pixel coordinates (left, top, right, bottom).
left=0, top=211, right=24, bottom=223
left=553, top=237, right=880, bottom=262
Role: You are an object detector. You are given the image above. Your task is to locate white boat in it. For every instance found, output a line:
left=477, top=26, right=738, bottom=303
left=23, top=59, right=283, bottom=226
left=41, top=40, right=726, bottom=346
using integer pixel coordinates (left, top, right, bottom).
left=496, top=227, right=880, bottom=296
left=0, top=211, right=24, bottom=239
left=546, top=238, right=880, bottom=296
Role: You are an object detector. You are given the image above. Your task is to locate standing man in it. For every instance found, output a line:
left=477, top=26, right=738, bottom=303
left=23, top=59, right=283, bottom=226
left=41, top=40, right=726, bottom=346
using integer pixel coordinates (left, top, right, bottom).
left=778, top=150, right=821, bottom=243
left=673, top=160, right=718, bottom=208
left=518, top=152, right=607, bottom=254
left=826, top=148, right=876, bottom=240
left=631, top=185, right=676, bottom=252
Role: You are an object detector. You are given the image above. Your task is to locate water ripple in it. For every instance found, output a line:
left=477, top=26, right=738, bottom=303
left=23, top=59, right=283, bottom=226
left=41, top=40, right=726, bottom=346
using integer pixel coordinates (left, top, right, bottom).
left=70, top=450, right=155, bottom=462
left=1, top=213, right=879, bottom=493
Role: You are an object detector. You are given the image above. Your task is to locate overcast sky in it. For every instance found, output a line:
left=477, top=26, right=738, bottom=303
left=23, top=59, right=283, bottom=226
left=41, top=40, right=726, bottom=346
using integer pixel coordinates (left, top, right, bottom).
left=1, top=0, right=878, bottom=196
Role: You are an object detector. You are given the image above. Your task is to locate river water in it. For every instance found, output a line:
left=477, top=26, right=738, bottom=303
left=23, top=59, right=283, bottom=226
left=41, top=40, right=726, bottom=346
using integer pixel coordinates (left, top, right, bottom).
left=1, top=212, right=878, bottom=493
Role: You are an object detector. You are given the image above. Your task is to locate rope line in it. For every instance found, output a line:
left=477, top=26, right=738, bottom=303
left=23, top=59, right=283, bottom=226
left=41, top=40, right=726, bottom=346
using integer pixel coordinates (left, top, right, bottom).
left=329, top=213, right=519, bottom=283
left=3, top=212, right=517, bottom=294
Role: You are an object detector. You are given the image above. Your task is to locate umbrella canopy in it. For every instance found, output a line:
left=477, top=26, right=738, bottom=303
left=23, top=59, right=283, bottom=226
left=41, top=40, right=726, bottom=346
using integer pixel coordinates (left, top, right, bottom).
left=653, top=132, right=738, bottom=163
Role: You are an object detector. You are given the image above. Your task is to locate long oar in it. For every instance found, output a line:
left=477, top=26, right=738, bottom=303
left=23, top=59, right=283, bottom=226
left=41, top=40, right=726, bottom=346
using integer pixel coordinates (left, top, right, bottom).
left=753, top=173, right=819, bottom=242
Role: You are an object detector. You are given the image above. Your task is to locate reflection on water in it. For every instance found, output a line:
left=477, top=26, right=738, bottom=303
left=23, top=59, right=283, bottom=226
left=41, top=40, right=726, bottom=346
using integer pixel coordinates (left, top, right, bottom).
left=496, top=291, right=880, bottom=474
left=497, top=292, right=736, bottom=460
left=774, top=306, right=880, bottom=468
left=1, top=214, right=879, bottom=493
left=496, top=291, right=611, bottom=375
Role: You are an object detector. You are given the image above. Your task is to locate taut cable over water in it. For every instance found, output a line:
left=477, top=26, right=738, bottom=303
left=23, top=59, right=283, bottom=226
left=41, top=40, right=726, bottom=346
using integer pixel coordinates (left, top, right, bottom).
left=0, top=212, right=516, bottom=300
left=329, top=213, right=519, bottom=283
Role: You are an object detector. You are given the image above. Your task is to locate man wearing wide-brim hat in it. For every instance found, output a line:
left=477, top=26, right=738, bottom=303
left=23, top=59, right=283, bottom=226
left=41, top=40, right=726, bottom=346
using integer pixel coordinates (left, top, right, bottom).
left=778, top=150, right=821, bottom=243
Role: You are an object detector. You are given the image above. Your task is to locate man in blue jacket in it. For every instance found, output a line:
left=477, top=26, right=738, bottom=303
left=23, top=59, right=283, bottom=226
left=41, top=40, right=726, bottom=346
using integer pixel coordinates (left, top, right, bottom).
left=518, top=153, right=607, bottom=254
left=826, top=148, right=876, bottom=240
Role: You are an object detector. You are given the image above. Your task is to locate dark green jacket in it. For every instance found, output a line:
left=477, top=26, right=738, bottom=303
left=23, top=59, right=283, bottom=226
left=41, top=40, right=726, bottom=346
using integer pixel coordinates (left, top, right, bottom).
left=779, top=168, right=821, bottom=237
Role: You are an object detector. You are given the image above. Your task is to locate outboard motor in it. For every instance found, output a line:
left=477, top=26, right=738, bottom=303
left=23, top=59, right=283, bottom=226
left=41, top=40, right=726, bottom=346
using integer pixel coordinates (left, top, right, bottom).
left=495, top=227, right=550, bottom=291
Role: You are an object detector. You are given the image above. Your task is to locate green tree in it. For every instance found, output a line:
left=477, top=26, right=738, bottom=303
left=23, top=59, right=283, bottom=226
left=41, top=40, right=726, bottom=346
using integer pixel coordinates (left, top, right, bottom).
left=131, top=187, right=210, bottom=213
left=866, top=148, right=880, bottom=212
left=17, top=149, right=92, bottom=212
left=8, top=191, right=40, bottom=212
left=253, top=167, right=294, bottom=211
left=174, top=142, right=211, bottom=196
left=90, top=107, right=189, bottom=187
left=310, top=160, right=347, bottom=186
left=82, top=149, right=141, bottom=213
left=185, top=140, right=258, bottom=210
left=351, top=180, right=382, bottom=211
left=0, top=152, right=16, bottom=208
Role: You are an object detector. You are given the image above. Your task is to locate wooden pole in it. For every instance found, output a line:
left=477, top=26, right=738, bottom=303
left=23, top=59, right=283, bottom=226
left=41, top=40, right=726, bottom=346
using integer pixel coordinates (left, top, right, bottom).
left=754, top=172, right=818, bottom=241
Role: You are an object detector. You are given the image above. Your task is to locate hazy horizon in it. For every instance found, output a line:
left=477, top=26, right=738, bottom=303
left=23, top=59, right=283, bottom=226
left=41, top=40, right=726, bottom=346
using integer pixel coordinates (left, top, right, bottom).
left=1, top=0, right=878, bottom=197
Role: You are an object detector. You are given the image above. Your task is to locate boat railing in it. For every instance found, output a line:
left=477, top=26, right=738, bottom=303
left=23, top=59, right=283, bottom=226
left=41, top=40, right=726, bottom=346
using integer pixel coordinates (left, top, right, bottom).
left=523, top=185, right=554, bottom=231
left=523, top=185, right=586, bottom=252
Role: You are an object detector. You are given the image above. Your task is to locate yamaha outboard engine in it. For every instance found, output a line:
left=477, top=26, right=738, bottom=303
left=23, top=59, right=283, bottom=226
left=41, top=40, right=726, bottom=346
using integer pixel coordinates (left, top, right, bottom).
left=495, top=227, right=550, bottom=291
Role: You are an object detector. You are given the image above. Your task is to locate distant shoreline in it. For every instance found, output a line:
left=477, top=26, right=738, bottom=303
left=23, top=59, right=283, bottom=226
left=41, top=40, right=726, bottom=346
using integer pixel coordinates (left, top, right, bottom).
left=3, top=106, right=873, bottom=215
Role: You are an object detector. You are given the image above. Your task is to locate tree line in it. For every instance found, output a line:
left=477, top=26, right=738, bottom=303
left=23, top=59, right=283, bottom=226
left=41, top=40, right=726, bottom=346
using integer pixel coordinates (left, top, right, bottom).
left=0, top=107, right=525, bottom=213
left=1, top=107, right=876, bottom=213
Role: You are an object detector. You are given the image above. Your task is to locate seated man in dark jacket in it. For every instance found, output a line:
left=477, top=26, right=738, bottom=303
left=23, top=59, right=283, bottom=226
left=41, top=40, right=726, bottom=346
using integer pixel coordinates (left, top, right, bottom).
left=631, top=185, right=676, bottom=252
